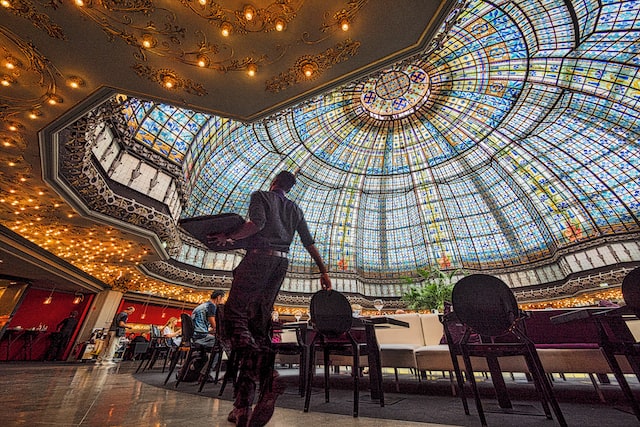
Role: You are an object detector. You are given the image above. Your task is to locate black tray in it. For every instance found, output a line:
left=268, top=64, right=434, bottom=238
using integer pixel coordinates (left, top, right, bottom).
left=178, top=213, right=248, bottom=251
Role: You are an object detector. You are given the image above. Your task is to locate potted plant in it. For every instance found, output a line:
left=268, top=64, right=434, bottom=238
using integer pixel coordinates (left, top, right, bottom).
left=401, top=266, right=463, bottom=312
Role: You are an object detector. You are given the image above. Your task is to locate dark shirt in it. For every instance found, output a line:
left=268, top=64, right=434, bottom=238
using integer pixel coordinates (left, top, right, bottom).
left=248, top=190, right=314, bottom=252
left=57, top=317, right=78, bottom=336
left=110, top=311, right=128, bottom=332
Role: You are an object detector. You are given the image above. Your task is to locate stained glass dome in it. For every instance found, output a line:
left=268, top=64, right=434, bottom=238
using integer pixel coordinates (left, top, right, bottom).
left=121, top=0, right=640, bottom=280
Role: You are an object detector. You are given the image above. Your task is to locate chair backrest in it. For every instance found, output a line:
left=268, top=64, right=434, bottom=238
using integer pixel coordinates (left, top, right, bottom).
left=180, top=313, right=195, bottom=343
left=310, top=290, right=353, bottom=338
left=452, top=274, right=519, bottom=337
left=133, top=341, right=150, bottom=355
left=150, top=325, right=161, bottom=339
left=622, top=267, right=640, bottom=312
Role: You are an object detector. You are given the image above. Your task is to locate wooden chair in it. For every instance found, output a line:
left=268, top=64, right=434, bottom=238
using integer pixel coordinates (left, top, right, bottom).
left=443, top=274, right=566, bottom=427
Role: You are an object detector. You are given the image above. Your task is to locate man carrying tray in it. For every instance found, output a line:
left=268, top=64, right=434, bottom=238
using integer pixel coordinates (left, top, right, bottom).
left=209, top=170, right=331, bottom=427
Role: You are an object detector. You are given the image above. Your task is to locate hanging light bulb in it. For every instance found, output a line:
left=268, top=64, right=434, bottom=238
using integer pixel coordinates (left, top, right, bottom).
left=274, top=17, right=286, bottom=32
left=220, top=21, right=233, bottom=37
left=43, top=288, right=55, bottom=305
left=340, top=17, right=350, bottom=31
left=196, top=54, right=209, bottom=68
left=247, top=62, right=257, bottom=77
left=73, top=292, right=84, bottom=304
left=243, top=4, right=256, bottom=21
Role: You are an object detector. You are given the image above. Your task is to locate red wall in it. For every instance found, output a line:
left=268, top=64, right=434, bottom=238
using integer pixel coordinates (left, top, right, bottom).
left=119, top=299, right=191, bottom=328
left=0, top=289, right=193, bottom=361
left=2, top=288, right=92, bottom=361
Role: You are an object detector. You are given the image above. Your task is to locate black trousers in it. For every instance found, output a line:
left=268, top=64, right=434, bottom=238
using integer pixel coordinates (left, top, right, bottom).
left=224, top=252, right=288, bottom=409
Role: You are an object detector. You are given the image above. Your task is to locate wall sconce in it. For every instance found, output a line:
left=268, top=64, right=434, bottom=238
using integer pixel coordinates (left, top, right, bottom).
left=28, top=109, right=42, bottom=119
left=160, top=73, right=178, bottom=89
left=140, top=295, right=151, bottom=320
left=43, top=288, right=55, bottom=305
left=73, top=292, right=85, bottom=304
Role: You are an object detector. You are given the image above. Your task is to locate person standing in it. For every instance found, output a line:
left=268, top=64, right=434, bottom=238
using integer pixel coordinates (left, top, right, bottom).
left=49, top=310, right=79, bottom=360
left=211, top=170, right=331, bottom=427
left=99, top=306, right=135, bottom=365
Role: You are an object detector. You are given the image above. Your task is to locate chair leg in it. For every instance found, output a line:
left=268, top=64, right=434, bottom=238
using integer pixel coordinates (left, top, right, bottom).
left=304, top=342, right=317, bottom=413
left=460, top=350, right=487, bottom=427
left=175, top=348, right=197, bottom=388
left=135, top=348, right=151, bottom=373
left=198, top=348, right=220, bottom=392
left=164, top=347, right=184, bottom=385
left=219, top=349, right=239, bottom=397
left=601, top=346, right=640, bottom=422
left=352, top=344, right=360, bottom=418
left=587, top=373, right=606, bottom=403
left=525, top=346, right=567, bottom=427
left=449, top=353, right=470, bottom=415
left=323, top=348, right=330, bottom=403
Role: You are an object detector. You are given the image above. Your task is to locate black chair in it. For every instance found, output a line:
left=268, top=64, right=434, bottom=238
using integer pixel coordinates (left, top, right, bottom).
left=443, top=274, right=566, bottom=427
left=136, top=325, right=171, bottom=373
left=273, top=323, right=308, bottom=396
left=164, top=313, right=195, bottom=385
left=198, top=304, right=230, bottom=392
left=591, top=267, right=640, bottom=422
left=303, top=290, right=370, bottom=418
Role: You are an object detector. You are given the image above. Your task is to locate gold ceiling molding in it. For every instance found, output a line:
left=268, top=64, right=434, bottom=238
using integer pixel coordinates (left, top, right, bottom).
left=132, top=64, right=207, bottom=95
left=265, top=38, right=360, bottom=93
left=0, top=26, right=64, bottom=121
left=179, top=0, right=304, bottom=35
left=1, top=0, right=67, bottom=40
left=320, top=0, right=366, bottom=34
left=72, top=0, right=270, bottom=75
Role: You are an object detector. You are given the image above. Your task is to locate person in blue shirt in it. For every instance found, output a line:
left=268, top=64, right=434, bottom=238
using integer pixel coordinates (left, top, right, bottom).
left=188, top=290, right=225, bottom=382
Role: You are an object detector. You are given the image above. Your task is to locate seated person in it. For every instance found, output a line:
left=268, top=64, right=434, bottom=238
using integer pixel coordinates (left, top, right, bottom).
left=162, top=317, right=181, bottom=347
left=123, top=333, right=148, bottom=360
left=186, top=290, right=225, bottom=381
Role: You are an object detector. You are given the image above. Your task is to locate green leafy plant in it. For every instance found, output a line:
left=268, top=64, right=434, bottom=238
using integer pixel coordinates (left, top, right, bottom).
left=401, top=266, right=463, bottom=312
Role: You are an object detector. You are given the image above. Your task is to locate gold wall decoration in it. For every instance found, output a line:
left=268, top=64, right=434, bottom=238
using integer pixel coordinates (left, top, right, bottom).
left=265, top=39, right=360, bottom=93
left=1, top=0, right=67, bottom=40
left=131, top=64, right=207, bottom=95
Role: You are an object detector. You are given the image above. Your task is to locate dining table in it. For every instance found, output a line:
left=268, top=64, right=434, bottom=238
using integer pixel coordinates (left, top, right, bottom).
left=1, top=328, right=49, bottom=361
left=278, top=315, right=409, bottom=406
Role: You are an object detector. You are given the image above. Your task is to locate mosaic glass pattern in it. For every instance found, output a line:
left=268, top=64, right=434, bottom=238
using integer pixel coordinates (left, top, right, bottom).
left=123, top=0, right=640, bottom=277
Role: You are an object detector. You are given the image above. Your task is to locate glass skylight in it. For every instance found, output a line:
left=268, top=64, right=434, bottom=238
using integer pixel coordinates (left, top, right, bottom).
left=121, top=0, right=640, bottom=277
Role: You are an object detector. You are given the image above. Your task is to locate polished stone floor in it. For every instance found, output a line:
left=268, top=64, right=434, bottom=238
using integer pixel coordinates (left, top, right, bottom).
left=1, top=361, right=640, bottom=426
left=0, top=361, right=449, bottom=427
